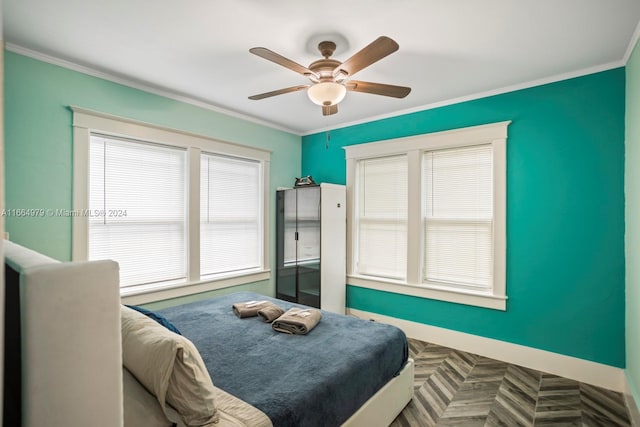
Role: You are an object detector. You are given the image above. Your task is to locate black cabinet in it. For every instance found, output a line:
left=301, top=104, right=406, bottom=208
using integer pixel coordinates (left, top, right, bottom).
left=276, top=184, right=345, bottom=313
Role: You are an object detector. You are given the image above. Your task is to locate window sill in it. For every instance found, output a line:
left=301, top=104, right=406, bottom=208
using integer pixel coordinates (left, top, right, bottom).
left=347, top=275, right=507, bottom=311
left=120, top=269, right=271, bottom=305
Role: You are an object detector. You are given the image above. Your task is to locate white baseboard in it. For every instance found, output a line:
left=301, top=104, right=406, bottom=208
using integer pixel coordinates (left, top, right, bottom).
left=348, top=308, right=627, bottom=393
left=624, top=372, right=640, bottom=427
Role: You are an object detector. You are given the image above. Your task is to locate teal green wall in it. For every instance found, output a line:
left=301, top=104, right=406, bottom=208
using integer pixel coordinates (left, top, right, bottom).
left=4, top=51, right=301, bottom=296
left=4, top=50, right=628, bottom=368
left=302, top=69, right=626, bottom=367
left=626, top=38, right=640, bottom=406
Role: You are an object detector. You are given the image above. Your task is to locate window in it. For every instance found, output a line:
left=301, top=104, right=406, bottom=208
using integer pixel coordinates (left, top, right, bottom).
left=345, top=121, right=508, bottom=310
left=89, top=135, right=186, bottom=287
left=423, top=145, right=493, bottom=290
left=356, top=155, right=408, bottom=280
left=200, top=153, right=262, bottom=277
left=72, top=107, right=271, bottom=297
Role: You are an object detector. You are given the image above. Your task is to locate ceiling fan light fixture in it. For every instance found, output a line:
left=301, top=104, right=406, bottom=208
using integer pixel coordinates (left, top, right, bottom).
left=307, top=82, right=346, bottom=106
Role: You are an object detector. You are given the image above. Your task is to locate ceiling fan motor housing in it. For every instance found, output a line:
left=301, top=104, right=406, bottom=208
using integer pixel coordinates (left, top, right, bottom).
left=308, top=58, right=342, bottom=82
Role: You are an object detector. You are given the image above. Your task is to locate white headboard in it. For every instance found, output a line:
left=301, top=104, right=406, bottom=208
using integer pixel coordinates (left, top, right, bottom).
left=4, top=241, right=123, bottom=427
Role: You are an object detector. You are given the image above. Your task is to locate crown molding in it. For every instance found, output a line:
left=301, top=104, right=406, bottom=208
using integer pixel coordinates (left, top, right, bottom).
left=5, top=43, right=629, bottom=138
left=623, top=19, right=640, bottom=65
left=5, top=43, right=301, bottom=135
left=302, top=60, right=625, bottom=136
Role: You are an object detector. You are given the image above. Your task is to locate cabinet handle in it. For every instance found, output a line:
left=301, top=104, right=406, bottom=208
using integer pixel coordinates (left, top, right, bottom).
left=295, top=231, right=299, bottom=241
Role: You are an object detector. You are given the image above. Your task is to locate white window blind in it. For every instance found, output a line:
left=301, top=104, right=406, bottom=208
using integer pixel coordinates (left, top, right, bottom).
left=423, top=144, right=493, bottom=289
left=356, top=155, right=408, bottom=280
left=89, top=135, right=186, bottom=287
left=200, top=153, right=262, bottom=276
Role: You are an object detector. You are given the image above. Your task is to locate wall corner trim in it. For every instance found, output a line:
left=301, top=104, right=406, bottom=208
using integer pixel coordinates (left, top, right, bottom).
left=348, top=308, right=627, bottom=393
left=623, top=19, right=640, bottom=65
left=624, top=371, right=640, bottom=426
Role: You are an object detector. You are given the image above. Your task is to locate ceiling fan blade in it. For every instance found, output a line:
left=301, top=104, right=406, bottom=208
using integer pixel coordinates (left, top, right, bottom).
left=346, top=80, right=411, bottom=98
left=334, top=36, right=399, bottom=78
left=248, top=85, right=309, bottom=100
left=322, top=105, right=338, bottom=116
left=250, top=47, right=318, bottom=79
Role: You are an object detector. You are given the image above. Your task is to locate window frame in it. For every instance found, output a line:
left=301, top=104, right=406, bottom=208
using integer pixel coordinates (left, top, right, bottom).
left=72, top=107, right=271, bottom=298
left=344, top=121, right=509, bottom=310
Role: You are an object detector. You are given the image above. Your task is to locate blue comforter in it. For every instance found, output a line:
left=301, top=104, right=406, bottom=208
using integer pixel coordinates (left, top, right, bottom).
left=157, top=291, right=408, bottom=427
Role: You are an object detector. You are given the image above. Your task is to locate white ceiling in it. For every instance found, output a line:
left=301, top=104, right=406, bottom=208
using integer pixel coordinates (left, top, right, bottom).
left=4, top=0, right=640, bottom=135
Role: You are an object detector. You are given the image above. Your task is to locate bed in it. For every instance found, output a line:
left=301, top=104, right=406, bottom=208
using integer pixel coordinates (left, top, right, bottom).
left=3, top=239, right=413, bottom=427
left=124, top=291, right=414, bottom=427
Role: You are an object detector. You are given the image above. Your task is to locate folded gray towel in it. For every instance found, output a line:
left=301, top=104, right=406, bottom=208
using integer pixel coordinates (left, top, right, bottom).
left=258, top=304, right=285, bottom=323
left=272, top=307, right=322, bottom=335
left=232, top=300, right=270, bottom=318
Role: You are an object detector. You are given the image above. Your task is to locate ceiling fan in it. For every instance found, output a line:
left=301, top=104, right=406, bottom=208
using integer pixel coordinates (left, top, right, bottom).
left=248, top=36, right=411, bottom=116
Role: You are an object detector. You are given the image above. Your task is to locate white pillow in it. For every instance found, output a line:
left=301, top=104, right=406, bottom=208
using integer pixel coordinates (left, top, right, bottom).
left=121, top=305, right=218, bottom=426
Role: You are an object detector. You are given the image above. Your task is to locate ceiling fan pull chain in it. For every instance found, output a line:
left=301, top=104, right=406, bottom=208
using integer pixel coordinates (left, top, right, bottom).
left=325, top=114, right=332, bottom=150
